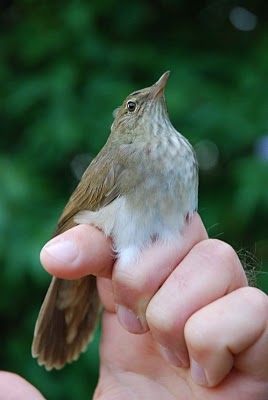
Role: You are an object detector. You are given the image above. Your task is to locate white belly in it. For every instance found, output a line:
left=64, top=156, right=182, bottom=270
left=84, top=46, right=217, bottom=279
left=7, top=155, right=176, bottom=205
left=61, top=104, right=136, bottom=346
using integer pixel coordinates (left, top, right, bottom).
left=74, top=176, right=196, bottom=265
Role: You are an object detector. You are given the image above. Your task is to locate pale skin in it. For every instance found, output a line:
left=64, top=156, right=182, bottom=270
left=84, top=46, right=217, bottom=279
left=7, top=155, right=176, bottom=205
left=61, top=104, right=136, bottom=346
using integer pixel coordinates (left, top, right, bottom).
left=1, top=214, right=268, bottom=399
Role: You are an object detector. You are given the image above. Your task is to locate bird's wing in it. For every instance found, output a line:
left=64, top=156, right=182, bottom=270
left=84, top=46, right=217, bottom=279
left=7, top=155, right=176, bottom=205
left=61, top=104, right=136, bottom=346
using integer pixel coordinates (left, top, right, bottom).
left=54, top=152, right=124, bottom=236
left=32, top=149, right=126, bottom=370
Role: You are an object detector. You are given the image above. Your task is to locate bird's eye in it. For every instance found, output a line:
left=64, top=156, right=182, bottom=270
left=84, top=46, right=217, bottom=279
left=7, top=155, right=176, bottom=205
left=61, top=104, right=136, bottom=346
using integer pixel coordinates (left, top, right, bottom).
left=127, top=101, right=136, bottom=112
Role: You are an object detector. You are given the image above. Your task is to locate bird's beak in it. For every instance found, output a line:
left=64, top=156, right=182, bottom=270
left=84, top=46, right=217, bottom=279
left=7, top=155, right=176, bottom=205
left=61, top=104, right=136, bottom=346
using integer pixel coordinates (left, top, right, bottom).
left=151, top=71, right=170, bottom=98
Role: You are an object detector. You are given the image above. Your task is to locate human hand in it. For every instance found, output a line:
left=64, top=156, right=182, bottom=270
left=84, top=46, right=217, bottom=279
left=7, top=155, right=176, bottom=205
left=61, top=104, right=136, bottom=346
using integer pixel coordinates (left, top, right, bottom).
left=3, top=214, right=267, bottom=399
left=0, top=372, right=45, bottom=400
left=37, top=213, right=268, bottom=399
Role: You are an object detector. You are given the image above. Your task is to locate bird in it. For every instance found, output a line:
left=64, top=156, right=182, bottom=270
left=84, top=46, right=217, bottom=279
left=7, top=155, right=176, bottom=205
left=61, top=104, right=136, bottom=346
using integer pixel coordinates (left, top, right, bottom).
left=32, top=71, right=198, bottom=370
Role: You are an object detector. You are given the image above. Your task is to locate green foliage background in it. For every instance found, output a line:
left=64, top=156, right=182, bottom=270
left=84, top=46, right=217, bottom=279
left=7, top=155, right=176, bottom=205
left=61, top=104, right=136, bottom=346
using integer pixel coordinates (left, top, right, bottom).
left=1, top=1, right=268, bottom=398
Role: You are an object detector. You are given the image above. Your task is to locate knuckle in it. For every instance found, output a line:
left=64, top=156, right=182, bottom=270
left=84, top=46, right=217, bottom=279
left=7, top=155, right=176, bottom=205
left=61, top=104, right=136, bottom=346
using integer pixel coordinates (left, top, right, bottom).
left=113, top=267, right=154, bottom=311
left=146, top=299, right=172, bottom=333
left=239, top=286, right=268, bottom=315
left=195, top=239, right=240, bottom=267
left=185, top=314, right=210, bottom=353
left=114, top=268, right=150, bottom=295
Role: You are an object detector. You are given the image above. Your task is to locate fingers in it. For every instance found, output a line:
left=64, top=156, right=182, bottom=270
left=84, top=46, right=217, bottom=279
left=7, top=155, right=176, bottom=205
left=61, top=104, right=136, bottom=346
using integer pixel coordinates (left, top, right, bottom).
left=185, top=287, right=268, bottom=387
left=40, top=213, right=207, bottom=322
left=0, top=372, right=45, bottom=400
left=112, top=213, right=208, bottom=333
left=146, top=239, right=248, bottom=366
left=40, top=224, right=114, bottom=279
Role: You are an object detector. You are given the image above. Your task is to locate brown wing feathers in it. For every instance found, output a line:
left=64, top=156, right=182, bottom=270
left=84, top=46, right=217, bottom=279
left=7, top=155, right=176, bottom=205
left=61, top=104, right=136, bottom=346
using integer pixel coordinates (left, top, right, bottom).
left=32, top=158, right=123, bottom=369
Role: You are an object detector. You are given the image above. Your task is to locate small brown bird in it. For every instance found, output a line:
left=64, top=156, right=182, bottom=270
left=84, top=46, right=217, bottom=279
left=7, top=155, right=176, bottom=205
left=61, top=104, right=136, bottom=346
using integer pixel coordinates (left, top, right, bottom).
left=32, top=71, right=198, bottom=370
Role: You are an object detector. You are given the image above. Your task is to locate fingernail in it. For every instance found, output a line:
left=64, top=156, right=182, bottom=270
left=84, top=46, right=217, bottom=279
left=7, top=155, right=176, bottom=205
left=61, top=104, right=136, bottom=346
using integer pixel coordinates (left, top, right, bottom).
left=116, top=305, right=143, bottom=333
left=191, top=359, right=208, bottom=386
left=158, top=345, right=182, bottom=367
left=43, top=239, right=79, bottom=264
